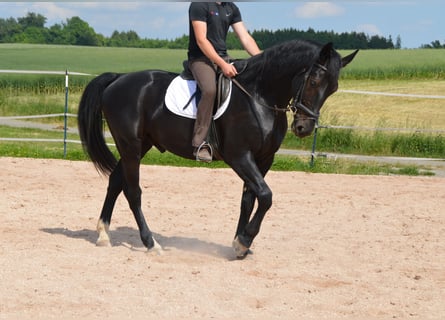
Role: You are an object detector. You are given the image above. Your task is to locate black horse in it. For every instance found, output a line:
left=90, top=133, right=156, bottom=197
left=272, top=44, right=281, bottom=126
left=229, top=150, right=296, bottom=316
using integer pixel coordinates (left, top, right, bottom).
left=78, top=40, right=357, bottom=258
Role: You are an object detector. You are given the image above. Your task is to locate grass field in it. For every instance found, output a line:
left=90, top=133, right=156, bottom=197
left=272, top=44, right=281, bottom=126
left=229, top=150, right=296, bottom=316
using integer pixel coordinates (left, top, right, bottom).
left=324, top=79, right=445, bottom=130
left=0, top=44, right=444, bottom=174
left=0, top=44, right=188, bottom=74
left=337, top=48, right=445, bottom=79
left=1, top=43, right=445, bottom=77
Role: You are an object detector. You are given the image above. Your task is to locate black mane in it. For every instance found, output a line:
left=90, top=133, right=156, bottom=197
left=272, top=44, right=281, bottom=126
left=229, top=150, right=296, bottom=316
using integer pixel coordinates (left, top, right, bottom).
left=239, top=40, right=320, bottom=82
left=237, top=39, right=341, bottom=85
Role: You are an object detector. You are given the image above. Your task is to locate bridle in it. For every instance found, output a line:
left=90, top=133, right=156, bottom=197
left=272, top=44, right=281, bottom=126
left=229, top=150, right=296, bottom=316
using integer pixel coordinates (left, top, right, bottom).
left=231, top=61, right=328, bottom=122
left=289, top=62, right=328, bottom=122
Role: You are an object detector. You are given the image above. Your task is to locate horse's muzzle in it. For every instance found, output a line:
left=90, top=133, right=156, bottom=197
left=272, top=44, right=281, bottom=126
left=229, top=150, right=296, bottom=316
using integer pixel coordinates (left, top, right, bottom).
left=291, top=118, right=315, bottom=138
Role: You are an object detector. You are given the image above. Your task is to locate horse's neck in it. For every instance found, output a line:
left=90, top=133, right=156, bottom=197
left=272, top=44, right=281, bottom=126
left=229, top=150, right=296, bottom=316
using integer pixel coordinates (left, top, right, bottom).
left=241, top=56, right=303, bottom=109
left=258, top=77, right=294, bottom=109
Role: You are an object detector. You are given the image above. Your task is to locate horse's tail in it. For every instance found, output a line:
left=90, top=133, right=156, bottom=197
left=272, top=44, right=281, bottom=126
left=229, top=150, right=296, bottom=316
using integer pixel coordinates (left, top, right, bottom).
left=78, top=72, right=120, bottom=176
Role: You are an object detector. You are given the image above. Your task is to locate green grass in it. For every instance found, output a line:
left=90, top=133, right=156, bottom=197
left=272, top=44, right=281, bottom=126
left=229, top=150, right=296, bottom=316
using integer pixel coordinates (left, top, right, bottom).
left=0, top=126, right=437, bottom=176
left=338, top=49, right=445, bottom=79
left=282, top=129, right=445, bottom=158
left=0, top=44, right=184, bottom=74
left=0, top=139, right=435, bottom=177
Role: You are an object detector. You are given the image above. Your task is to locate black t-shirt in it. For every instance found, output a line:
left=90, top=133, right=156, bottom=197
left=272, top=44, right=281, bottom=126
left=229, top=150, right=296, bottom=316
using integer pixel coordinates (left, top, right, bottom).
left=188, top=2, right=242, bottom=60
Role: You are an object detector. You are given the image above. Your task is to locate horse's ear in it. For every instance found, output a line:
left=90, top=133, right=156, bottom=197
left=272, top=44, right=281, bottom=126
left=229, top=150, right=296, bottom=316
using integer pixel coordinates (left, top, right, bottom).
left=318, top=42, right=334, bottom=65
left=341, top=49, right=359, bottom=68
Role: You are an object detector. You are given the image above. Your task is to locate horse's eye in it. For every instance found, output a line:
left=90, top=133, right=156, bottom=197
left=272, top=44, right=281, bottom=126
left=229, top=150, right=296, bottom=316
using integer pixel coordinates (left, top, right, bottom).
left=310, top=79, right=317, bottom=87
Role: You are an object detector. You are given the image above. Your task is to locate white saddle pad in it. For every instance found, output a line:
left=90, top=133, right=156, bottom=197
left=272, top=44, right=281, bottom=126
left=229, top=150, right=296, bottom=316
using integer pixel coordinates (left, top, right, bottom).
left=165, top=76, right=231, bottom=120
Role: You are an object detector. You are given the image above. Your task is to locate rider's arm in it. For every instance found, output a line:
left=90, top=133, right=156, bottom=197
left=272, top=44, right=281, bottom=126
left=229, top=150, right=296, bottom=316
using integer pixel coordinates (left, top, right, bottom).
left=231, top=21, right=262, bottom=56
left=191, top=20, right=238, bottom=78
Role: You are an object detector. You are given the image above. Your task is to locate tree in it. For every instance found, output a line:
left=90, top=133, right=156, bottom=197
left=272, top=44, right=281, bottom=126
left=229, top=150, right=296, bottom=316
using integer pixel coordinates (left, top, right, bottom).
left=0, top=17, right=21, bottom=42
left=18, top=12, right=46, bottom=29
left=432, top=40, right=444, bottom=48
left=63, top=16, right=99, bottom=46
left=395, top=35, right=402, bottom=49
left=108, top=30, right=141, bottom=47
left=421, top=40, right=445, bottom=48
left=167, top=34, right=189, bottom=49
left=14, top=26, right=49, bottom=44
left=226, top=31, right=242, bottom=50
left=369, top=35, right=394, bottom=49
left=47, top=23, right=67, bottom=44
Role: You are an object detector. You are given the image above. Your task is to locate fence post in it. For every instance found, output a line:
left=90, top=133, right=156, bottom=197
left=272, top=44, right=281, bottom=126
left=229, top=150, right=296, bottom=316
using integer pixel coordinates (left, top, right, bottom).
left=63, top=70, right=68, bottom=158
left=310, top=121, right=319, bottom=167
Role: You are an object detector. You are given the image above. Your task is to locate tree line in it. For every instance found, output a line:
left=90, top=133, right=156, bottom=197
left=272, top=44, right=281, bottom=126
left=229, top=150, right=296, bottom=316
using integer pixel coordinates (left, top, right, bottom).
left=1, top=12, right=443, bottom=50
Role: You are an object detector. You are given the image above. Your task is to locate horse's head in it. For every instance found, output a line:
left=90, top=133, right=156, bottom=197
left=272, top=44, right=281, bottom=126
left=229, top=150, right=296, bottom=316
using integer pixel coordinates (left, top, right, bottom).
left=291, top=43, right=358, bottom=138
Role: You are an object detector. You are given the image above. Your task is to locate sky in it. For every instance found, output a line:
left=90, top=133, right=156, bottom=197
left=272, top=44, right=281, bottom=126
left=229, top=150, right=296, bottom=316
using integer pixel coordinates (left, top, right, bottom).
left=1, top=1, right=444, bottom=49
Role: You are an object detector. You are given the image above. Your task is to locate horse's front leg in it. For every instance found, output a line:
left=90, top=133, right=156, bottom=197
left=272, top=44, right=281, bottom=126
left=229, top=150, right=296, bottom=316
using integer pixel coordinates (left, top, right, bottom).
left=233, top=183, right=272, bottom=258
left=233, top=183, right=255, bottom=245
left=231, top=155, right=273, bottom=258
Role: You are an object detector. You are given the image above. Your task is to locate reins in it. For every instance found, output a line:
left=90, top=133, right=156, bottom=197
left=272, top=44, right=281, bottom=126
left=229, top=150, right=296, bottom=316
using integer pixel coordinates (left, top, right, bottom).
left=231, top=78, right=287, bottom=113
left=231, top=62, right=328, bottom=121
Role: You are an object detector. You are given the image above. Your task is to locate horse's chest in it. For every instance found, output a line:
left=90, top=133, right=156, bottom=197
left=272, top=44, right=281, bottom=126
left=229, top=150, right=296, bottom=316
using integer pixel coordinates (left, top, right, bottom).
left=262, top=116, right=288, bottom=146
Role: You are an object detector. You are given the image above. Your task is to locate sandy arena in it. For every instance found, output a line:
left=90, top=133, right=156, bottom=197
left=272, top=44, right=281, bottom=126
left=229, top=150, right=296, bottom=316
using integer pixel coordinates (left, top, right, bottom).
left=0, top=157, right=444, bottom=319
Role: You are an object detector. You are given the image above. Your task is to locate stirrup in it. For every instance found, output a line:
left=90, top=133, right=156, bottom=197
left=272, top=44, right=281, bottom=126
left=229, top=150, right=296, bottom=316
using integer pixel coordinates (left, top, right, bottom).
left=195, top=141, right=213, bottom=162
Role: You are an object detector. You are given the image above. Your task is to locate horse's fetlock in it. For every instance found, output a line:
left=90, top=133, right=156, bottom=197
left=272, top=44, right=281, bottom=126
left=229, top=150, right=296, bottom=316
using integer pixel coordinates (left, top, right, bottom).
left=237, top=233, right=253, bottom=248
left=141, top=234, right=155, bottom=249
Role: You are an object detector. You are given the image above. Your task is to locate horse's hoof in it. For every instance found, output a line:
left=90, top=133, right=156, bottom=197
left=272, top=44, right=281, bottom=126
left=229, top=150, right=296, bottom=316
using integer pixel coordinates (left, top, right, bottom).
left=96, top=239, right=111, bottom=247
left=147, top=237, right=163, bottom=255
left=232, top=236, right=249, bottom=258
left=96, top=220, right=111, bottom=247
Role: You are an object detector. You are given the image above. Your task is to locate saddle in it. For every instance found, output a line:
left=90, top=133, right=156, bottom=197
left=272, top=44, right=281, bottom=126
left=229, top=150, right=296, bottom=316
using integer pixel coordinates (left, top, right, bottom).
left=176, top=59, right=247, bottom=160
left=181, top=60, right=232, bottom=113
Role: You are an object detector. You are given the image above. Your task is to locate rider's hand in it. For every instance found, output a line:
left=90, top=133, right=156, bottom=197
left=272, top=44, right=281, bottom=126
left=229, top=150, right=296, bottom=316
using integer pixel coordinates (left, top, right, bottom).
left=221, top=62, right=238, bottom=78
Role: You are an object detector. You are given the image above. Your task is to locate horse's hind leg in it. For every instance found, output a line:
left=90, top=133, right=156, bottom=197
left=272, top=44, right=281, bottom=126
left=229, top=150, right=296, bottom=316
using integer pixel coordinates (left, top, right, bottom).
left=96, top=161, right=124, bottom=246
left=119, top=144, right=161, bottom=252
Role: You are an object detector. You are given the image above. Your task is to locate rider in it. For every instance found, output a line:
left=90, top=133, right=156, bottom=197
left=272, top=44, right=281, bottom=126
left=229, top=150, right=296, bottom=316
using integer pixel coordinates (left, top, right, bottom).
left=187, top=2, right=261, bottom=162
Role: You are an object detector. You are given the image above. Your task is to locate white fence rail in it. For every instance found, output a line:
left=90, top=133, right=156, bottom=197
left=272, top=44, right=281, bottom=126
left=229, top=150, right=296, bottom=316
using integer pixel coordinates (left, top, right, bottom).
left=338, top=89, right=445, bottom=100
left=0, top=113, right=77, bottom=120
left=0, top=69, right=92, bottom=76
left=317, top=124, right=445, bottom=134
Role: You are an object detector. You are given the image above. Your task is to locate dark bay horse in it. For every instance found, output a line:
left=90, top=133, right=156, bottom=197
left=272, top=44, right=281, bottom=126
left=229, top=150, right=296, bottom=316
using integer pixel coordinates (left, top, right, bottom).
left=78, top=40, right=358, bottom=258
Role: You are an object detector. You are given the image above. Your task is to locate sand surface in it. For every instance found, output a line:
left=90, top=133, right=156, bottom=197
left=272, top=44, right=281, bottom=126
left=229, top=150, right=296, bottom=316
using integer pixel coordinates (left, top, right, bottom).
left=1, top=157, right=444, bottom=319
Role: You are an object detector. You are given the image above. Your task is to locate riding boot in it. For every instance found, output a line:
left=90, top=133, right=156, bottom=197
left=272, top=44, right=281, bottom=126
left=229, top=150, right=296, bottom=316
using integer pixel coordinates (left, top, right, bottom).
left=193, top=142, right=212, bottom=162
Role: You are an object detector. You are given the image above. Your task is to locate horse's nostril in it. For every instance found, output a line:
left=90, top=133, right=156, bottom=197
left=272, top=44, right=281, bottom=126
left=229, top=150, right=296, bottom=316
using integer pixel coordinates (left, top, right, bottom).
left=291, top=122, right=305, bottom=134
